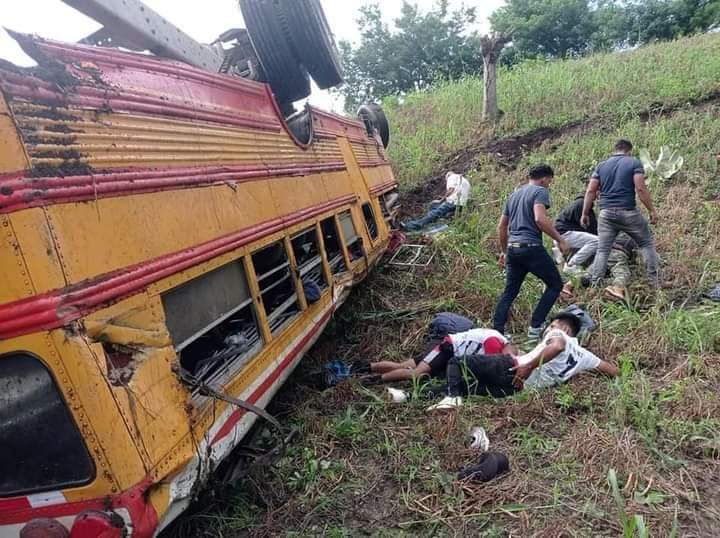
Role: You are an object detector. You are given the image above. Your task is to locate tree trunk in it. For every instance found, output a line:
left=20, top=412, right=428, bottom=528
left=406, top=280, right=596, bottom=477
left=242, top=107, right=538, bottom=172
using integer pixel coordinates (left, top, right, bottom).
left=480, top=33, right=511, bottom=124
left=482, top=55, right=498, bottom=123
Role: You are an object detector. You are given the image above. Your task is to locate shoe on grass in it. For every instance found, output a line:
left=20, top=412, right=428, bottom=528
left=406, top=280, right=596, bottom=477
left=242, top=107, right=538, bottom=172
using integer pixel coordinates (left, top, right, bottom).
left=426, top=396, right=463, bottom=412
left=527, top=326, right=543, bottom=341
left=386, top=387, right=409, bottom=403
left=604, top=285, right=627, bottom=302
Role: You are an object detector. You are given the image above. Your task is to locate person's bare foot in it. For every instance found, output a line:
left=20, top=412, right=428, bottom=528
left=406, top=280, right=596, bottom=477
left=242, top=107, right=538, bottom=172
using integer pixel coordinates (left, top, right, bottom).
left=560, top=282, right=575, bottom=301
left=604, top=285, right=627, bottom=302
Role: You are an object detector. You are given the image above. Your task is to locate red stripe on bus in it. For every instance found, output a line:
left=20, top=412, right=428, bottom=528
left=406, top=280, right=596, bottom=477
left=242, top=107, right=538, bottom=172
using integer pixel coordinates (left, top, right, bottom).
left=0, top=195, right=355, bottom=340
left=369, top=180, right=398, bottom=195
left=0, top=162, right=348, bottom=214
left=210, top=307, right=334, bottom=446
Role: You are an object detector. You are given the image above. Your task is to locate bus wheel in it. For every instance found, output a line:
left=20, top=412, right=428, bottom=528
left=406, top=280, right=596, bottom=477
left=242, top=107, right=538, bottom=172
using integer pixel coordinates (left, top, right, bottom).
left=239, top=0, right=311, bottom=105
left=358, top=103, right=390, bottom=148
left=282, top=0, right=344, bottom=89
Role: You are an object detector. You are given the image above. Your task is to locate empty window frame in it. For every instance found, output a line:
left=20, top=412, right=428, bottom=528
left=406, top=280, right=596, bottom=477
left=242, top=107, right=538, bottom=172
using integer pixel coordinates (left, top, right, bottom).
left=291, top=227, right=329, bottom=303
left=338, top=210, right=364, bottom=262
left=362, top=202, right=379, bottom=241
left=320, top=216, right=347, bottom=274
left=162, top=260, right=262, bottom=386
left=252, top=241, right=301, bottom=334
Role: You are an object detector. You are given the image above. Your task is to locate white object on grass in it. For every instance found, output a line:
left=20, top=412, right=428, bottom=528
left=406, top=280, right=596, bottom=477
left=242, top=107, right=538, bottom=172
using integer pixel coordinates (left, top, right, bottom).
left=469, top=426, right=490, bottom=451
left=639, top=146, right=684, bottom=184
left=426, top=396, right=463, bottom=412
left=386, top=387, right=409, bottom=403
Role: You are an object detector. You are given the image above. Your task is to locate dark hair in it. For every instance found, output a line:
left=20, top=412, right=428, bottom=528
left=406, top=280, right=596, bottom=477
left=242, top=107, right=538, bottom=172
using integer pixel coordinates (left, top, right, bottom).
left=551, top=312, right=582, bottom=337
left=528, top=164, right=554, bottom=180
left=614, top=139, right=633, bottom=152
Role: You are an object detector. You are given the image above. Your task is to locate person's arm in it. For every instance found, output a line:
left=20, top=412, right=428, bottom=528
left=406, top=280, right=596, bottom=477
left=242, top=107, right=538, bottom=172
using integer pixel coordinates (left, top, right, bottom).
left=633, top=173, right=657, bottom=224
left=581, top=178, right=599, bottom=229
left=497, top=214, right=509, bottom=267
left=511, top=334, right=566, bottom=387
left=596, top=359, right=620, bottom=377
left=534, top=204, right=568, bottom=252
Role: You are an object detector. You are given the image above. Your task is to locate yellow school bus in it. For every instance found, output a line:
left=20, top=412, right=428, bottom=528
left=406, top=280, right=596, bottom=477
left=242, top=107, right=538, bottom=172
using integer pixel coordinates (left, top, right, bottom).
left=0, top=29, right=397, bottom=536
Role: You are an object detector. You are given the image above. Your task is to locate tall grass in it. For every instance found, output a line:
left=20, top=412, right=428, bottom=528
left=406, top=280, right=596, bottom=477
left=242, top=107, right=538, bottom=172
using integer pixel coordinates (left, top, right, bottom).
left=385, top=33, right=720, bottom=188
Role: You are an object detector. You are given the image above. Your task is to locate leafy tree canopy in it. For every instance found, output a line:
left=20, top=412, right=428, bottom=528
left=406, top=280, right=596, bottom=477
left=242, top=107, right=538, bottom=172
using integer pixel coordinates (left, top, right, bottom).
left=335, top=0, right=483, bottom=112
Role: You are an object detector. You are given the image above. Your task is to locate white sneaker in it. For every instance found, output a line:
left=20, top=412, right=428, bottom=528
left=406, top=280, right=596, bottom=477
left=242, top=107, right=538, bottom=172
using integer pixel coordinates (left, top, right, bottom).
left=426, top=396, right=463, bottom=412
left=563, top=263, right=583, bottom=276
left=386, top=387, right=409, bottom=403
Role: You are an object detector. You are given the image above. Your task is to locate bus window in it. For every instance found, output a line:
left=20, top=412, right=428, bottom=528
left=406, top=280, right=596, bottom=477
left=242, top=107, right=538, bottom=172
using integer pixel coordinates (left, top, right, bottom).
left=320, top=217, right=347, bottom=274
left=0, top=353, right=94, bottom=497
left=291, top=228, right=328, bottom=301
left=252, top=241, right=301, bottom=335
left=338, top=210, right=364, bottom=261
left=362, top=202, right=379, bottom=241
left=163, top=260, right=263, bottom=386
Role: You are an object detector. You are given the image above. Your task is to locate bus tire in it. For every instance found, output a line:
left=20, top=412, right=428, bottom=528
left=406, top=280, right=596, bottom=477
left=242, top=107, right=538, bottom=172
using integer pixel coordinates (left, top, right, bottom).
left=358, top=103, right=390, bottom=148
left=281, top=0, right=344, bottom=89
left=239, top=0, right=311, bottom=105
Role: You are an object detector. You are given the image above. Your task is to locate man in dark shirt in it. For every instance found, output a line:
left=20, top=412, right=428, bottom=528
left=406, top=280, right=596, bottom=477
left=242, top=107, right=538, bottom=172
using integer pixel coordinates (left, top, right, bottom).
left=581, top=139, right=659, bottom=288
left=555, top=190, right=598, bottom=273
left=493, top=164, right=568, bottom=341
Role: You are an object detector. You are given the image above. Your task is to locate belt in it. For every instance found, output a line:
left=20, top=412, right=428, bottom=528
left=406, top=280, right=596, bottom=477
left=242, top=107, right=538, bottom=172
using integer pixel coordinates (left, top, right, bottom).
left=508, top=242, right=542, bottom=248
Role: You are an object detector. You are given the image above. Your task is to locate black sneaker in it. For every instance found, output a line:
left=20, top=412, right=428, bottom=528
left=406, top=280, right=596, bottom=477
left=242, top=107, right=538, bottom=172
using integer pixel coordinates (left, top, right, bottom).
left=580, top=275, right=592, bottom=288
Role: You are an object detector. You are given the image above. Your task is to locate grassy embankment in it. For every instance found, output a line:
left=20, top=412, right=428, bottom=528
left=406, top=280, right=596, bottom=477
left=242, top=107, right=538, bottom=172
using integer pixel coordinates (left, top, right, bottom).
left=165, top=33, right=720, bottom=537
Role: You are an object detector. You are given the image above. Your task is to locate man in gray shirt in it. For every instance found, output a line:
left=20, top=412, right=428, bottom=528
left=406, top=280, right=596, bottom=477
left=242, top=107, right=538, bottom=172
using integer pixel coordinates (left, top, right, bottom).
left=493, top=165, right=569, bottom=341
left=581, top=139, right=659, bottom=288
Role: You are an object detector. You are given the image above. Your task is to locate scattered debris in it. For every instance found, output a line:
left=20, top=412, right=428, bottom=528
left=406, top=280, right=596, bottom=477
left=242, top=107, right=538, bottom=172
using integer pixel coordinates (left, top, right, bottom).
left=704, top=283, right=720, bottom=302
left=388, top=243, right=436, bottom=268
left=458, top=451, right=509, bottom=482
left=323, top=360, right=352, bottom=387
left=468, top=426, right=490, bottom=451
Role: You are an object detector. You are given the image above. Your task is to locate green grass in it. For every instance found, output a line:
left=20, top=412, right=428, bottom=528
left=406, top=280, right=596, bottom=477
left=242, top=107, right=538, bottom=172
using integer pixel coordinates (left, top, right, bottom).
left=385, top=32, right=720, bottom=188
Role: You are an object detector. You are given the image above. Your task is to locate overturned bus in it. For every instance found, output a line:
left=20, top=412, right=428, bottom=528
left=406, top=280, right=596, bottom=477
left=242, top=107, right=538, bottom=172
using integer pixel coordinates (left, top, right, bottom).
left=0, top=1, right=397, bottom=536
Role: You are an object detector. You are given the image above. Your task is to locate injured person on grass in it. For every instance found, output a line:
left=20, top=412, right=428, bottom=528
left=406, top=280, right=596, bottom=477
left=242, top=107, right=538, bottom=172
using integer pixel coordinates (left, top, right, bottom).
left=386, top=313, right=619, bottom=411
left=370, top=328, right=516, bottom=383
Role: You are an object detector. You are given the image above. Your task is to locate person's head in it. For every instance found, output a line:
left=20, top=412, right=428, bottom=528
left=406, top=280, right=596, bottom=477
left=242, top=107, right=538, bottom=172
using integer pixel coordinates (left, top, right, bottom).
left=528, top=164, right=554, bottom=188
left=614, top=139, right=633, bottom=154
left=547, top=313, right=582, bottom=337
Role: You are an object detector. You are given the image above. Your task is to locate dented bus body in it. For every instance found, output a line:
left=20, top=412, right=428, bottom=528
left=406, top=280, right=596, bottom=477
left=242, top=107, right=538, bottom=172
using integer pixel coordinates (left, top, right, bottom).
left=0, top=34, right=397, bottom=536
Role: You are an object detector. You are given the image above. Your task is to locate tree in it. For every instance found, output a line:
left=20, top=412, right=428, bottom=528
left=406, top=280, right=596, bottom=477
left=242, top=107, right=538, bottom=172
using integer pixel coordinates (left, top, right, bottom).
left=490, top=0, right=596, bottom=59
left=335, top=1, right=484, bottom=112
left=480, top=33, right=512, bottom=123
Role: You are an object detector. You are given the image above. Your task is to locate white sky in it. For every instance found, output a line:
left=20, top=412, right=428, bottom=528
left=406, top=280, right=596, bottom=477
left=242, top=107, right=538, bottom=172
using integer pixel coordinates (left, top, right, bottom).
left=0, top=0, right=504, bottom=112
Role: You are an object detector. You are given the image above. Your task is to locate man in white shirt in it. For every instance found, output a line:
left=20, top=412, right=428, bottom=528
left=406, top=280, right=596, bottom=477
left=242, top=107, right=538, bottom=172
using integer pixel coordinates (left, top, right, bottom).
left=387, top=313, right=618, bottom=410
left=401, top=171, right=470, bottom=231
left=371, top=328, right=515, bottom=382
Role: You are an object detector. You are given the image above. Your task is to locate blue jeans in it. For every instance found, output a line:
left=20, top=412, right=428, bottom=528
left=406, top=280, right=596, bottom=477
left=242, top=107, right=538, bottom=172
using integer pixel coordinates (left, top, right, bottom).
left=403, top=201, right=456, bottom=230
left=493, top=245, right=563, bottom=333
left=589, top=208, right=659, bottom=287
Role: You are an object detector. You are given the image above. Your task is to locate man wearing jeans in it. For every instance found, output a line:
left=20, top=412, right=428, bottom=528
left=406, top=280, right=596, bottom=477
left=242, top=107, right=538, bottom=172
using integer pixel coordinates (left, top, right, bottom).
left=401, top=171, right=470, bottom=231
left=581, top=139, right=659, bottom=288
left=493, top=165, right=568, bottom=341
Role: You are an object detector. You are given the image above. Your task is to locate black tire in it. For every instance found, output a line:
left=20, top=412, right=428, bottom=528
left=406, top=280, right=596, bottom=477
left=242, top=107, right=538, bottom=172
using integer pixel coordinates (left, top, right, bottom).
left=239, top=0, right=311, bottom=104
left=281, top=0, right=344, bottom=89
left=358, top=103, right=390, bottom=148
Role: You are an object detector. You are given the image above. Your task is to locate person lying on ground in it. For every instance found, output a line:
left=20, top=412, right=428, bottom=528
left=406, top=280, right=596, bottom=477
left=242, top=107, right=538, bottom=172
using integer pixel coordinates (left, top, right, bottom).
left=387, top=313, right=619, bottom=411
left=493, top=164, right=569, bottom=341
left=554, top=189, right=598, bottom=275
left=370, top=328, right=516, bottom=383
left=401, top=171, right=470, bottom=231
left=562, top=233, right=638, bottom=302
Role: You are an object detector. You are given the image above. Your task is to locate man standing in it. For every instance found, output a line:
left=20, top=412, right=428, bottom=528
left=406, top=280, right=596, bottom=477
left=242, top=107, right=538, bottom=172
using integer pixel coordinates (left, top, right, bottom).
left=581, top=139, right=659, bottom=288
left=402, top=171, right=470, bottom=231
left=555, top=189, right=598, bottom=274
left=493, top=165, right=568, bottom=340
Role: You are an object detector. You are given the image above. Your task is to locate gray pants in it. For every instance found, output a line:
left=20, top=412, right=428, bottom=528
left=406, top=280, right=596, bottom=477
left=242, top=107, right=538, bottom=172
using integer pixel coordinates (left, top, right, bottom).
left=590, top=208, right=659, bottom=287
left=562, top=231, right=598, bottom=268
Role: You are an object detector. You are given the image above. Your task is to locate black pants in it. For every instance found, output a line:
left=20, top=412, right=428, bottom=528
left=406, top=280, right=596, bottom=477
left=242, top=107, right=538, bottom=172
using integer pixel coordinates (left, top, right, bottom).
left=424, top=354, right=518, bottom=398
left=493, top=245, right=563, bottom=333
